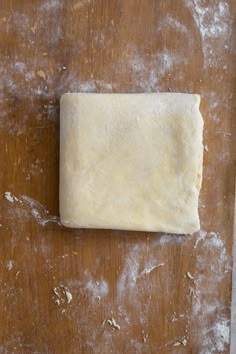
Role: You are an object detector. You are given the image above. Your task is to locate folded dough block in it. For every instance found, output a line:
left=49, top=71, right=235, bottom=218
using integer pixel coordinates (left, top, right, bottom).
left=60, top=93, right=203, bottom=234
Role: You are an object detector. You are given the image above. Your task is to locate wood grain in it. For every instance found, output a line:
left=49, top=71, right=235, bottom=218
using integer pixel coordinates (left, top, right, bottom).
left=0, top=0, right=235, bottom=353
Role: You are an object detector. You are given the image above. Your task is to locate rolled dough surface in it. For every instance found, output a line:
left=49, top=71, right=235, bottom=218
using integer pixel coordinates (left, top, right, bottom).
left=60, top=93, right=203, bottom=234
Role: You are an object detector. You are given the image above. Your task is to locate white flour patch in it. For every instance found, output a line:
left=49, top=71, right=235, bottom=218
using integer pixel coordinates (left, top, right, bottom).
left=53, top=72, right=115, bottom=95
left=39, top=0, right=63, bottom=11
left=203, top=91, right=221, bottom=124
left=217, top=151, right=230, bottom=164
left=185, top=0, right=232, bottom=67
left=158, top=234, right=187, bottom=246
left=190, top=230, right=231, bottom=353
left=21, top=195, right=61, bottom=226
left=3, top=193, right=60, bottom=226
left=201, top=88, right=231, bottom=176
left=63, top=274, right=109, bottom=304
left=34, top=2, right=64, bottom=45
left=127, top=49, right=187, bottom=92
left=0, top=58, right=114, bottom=106
left=65, top=76, right=96, bottom=93
left=0, top=3, right=65, bottom=132
left=157, top=51, right=182, bottom=77
left=117, top=244, right=146, bottom=302
left=116, top=230, right=230, bottom=352
left=116, top=243, right=156, bottom=335
left=85, top=278, right=109, bottom=299
left=194, top=229, right=207, bottom=248
left=211, top=319, right=229, bottom=352
left=95, top=80, right=114, bottom=93
left=25, top=71, right=35, bottom=82
left=116, top=239, right=169, bottom=331
left=118, top=233, right=187, bottom=296
left=4, top=191, right=18, bottom=203
left=11, top=11, right=30, bottom=33
left=14, top=61, right=27, bottom=73
left=200, top=319, right=230, bottom=353
left=6, top=260, right=14, bottom=270
left=157, top=14, right=188, bottom=34
left=138, top=263, right=165, bottom=278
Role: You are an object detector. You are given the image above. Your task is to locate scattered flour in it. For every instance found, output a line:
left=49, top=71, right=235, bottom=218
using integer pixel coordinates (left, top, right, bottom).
left=194, top=229, right=207, bottom=248
left=3, top=192, right=60, bottom=226
left=11, top=11, right=30, bottom=33
left=190, top=231, right=231, bottom=353
left=14, top=62, right=27, bottom=73
left=138, top=263, right=165, bottom=278
left=116, top=230, right=231, bottom=352
left=6, top=260, right=14, bottom=271
left=212, top=319, right=230, bottom=352
left=158, top=234, right=188, bottom=246
left=185, top=0, right=232, bottom=67
left=199, top=319, right=230, bottom=353
left=202, top=91, right=222, bottom=123
left=0, top=2, right=233, bottom=352
left=0, top=60, right=115, bottom=108
left=20, top=195, right=61, bottom=226
left=85, top=278, right=109, bottom=299
left=4, top=192, right=18, bottom=203
left=39, top=0, right=63, bottom=11
left=117, top=244, right=146, bottom=301
left=157, top=14, right=188, bottom=34
left=127, top=49, right=187, bottom=92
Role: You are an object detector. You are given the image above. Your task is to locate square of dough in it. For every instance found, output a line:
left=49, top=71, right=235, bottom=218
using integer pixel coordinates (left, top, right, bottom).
left=60, top=93, right=203, bottom=234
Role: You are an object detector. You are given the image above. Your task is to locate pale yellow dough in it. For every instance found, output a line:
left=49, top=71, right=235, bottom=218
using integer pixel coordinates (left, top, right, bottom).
left=60, top=93, right=203, bottom=234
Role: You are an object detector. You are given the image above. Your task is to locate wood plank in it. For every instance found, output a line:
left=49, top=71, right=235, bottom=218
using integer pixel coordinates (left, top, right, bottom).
left=0, top=0, right=235, bottom=353
left=230, top=179, right=236, bottom=354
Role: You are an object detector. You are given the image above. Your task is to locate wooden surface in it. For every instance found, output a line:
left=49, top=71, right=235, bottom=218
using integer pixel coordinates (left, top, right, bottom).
left=230, top=179, right=236, bottom=354
left=0, top=0, right=235, bottom=353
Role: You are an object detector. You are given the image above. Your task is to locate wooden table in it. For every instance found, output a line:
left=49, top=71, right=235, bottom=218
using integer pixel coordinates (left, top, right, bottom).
left=0, top=1, right=235, bottom=353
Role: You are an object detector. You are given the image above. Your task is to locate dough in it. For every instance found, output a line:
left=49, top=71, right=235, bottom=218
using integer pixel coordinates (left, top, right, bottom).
left=60, top=93, right=203, bottom=234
